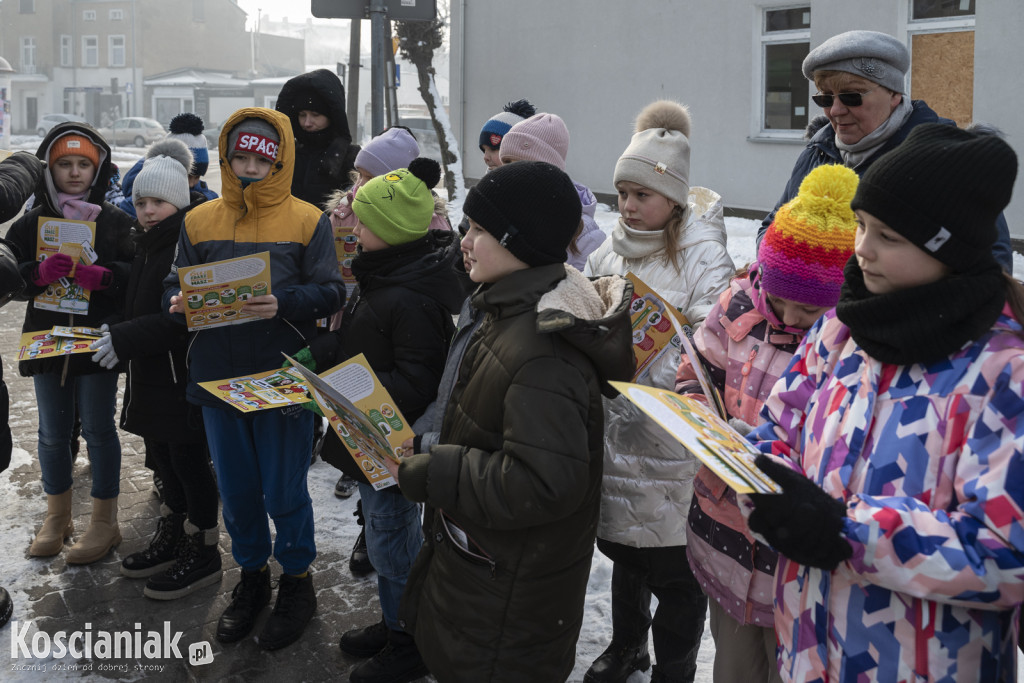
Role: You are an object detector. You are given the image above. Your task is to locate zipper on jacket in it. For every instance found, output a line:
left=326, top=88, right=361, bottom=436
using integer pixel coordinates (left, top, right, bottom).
left=440, top=510, right=496, bottom=579
left=168, top=351, right=177, bottom=384
left=60, top=312, right=73, bottom=387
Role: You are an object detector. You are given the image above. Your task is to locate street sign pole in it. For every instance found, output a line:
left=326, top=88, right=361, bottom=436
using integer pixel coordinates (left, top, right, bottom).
left=369, top=0, right=386, bottom=137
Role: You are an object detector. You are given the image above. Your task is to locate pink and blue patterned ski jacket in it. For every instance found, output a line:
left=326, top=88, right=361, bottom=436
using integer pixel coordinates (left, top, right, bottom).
left=748, top=305, right=1024, bottom=682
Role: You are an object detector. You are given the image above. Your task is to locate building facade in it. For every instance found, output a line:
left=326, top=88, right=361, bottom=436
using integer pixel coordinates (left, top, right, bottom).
left=0, top=0, right=303, bottom=133
left=450, top=0, right=1024, bottom=238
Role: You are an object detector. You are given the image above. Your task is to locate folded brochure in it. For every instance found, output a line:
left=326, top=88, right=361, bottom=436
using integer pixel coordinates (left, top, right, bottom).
left=17, top=326, right=105, bottom=360
left=284, top=353, right=410, bottom=491
left=609, top=381, right=781, bottom=494
left=199, top=367, right=312, bottom=413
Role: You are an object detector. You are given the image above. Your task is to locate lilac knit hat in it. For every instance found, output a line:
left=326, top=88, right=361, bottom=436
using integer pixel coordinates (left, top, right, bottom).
left=354, top=127, right=421, bottom=178
left=757, top=164, right=859, bottom=306
left=498, top=113, right=570, bottom=170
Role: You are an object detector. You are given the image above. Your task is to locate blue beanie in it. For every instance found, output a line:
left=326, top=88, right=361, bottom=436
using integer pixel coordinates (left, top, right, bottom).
left=167, top=113, right=210, bottom=178
left=478, top=99, right=536, bottom=151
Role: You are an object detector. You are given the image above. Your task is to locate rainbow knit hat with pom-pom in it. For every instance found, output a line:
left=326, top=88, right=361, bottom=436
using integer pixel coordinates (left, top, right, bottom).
left=758, top=164, right=858, bottom=307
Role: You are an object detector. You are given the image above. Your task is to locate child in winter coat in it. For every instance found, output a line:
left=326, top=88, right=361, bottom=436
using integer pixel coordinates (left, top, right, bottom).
left=5, top=123, right=134, bottom=565
left=675, top=164, right=859, bottom=683
left=324, top=125, right=453, bottom=567
left=389, top=160, right=635, bottom=683
left=118, top=113, right=218, bottom=219
left=745, top=124, right=1024, bottom=682
left=478, top=98, right=535, bottom=172
left=302, top=158, right=462, bottom=683
left=498, top=112, right=606, bottom=269
left=89, top=139, right=222, bottom=600
left=583, top=100, right=734, bottom=683
left=164, top=108, right=344, bottom=650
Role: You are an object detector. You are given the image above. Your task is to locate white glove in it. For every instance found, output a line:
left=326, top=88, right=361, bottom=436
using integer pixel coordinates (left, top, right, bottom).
left=90, top=332, right=119, bottom=369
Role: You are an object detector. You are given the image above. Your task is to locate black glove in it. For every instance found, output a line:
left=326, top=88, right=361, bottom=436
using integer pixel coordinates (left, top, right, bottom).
left=748, top=455, right=853, bottom=570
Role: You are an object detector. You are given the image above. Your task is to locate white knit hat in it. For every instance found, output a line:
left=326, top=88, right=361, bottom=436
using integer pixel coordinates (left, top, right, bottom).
left=613, top=100, right=692, bottom=206
left=133, top=138, right=193, bottom=210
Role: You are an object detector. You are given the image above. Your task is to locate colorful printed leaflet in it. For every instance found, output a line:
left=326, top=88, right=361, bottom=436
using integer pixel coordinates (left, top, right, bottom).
left=626, top=273, right=689, bottom=382
left=285, top=353, right=410, bottom=491
left=609, top=382, right=782, bottom=495
left=333, top=226, right=359, bottom=301
left=199, top=367, right=311, bottom=413
left=34, top=217, right=97, bottom=314
left=177, top=252, right=272, bottom=330
left=17, top=328, right=100, bottom=360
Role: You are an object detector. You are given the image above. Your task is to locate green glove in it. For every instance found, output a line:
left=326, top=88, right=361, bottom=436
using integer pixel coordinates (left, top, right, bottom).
left=284, top=347, right=316, bottom=372
left=302, top=393, right=324, bottom=418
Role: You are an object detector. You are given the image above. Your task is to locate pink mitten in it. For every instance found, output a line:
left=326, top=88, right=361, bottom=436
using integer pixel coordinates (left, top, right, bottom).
left=74, top=264, right=112, bottom=291
left=33, top=253, right=73, bottom=286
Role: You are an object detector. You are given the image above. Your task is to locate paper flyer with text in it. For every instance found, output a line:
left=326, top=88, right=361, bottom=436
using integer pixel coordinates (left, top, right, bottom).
left=286, top=353, right=409, bottom=491
left=177, top=252, right=271, bottom=330
left=17, top=328, right=98, bottom=360
left=626, top=273, right=691, bottom=382
left=33, top=217, right=97, bottom=314
left=199, top=367, right=312, bottom=413
left=609, top=382, right=781, bottom=495
left=333, top=226, right=359, bottom=301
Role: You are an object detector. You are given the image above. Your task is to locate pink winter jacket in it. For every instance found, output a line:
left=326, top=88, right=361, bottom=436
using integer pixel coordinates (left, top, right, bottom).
left=675, top=275, right=804, bottom=626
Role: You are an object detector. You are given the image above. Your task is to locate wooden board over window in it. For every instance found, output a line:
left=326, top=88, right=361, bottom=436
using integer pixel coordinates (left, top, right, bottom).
left=911, top=31, right=973, bottom=128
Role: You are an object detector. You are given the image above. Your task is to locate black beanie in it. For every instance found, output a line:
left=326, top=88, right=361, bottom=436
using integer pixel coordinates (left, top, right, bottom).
left=850, top=123, right=1018, bottom=272
left=463, top=161, right=582, bottom=267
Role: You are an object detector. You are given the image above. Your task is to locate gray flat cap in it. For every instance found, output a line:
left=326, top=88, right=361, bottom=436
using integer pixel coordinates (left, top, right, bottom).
left=802, top=30, right=910, bottom=94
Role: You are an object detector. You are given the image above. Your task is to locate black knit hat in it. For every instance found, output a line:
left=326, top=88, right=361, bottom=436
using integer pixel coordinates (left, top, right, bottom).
left=463, top=161, right=581, bottom=267
left=850, top=123, right=1018, bottom=271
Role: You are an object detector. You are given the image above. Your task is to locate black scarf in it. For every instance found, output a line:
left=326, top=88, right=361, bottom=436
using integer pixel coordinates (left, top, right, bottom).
left=835, top=256, right=1006, bottom=365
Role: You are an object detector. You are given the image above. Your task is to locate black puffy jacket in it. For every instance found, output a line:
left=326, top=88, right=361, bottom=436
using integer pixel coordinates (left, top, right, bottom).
left=276, top=69, right=360, bottom=209
left=4, top=122, right=134, bottom=379
left=111, top=195, right=207, bottom=444
left=309, top=230, right=462, bottom=480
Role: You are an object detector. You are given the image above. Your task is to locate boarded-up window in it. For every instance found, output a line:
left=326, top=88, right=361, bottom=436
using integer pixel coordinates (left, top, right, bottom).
left=911, top=31, right=973, bottom=127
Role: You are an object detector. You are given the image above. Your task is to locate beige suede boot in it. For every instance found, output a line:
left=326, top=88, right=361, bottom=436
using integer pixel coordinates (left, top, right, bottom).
left=66, top=496, right=122, bottom=565
left=29, top=489, right=75, bottom=557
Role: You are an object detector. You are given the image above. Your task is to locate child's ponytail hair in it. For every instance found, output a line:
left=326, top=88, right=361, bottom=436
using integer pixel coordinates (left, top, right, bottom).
left=660, top=204, right=689, bottom=273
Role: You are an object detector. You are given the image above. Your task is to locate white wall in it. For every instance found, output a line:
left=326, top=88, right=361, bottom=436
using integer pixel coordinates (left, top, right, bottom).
left=452, top=0, right=1024, bottom=238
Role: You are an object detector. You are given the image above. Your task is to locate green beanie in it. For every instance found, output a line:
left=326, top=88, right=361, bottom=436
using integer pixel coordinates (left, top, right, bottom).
left=351, top=157, right=441, bottom=246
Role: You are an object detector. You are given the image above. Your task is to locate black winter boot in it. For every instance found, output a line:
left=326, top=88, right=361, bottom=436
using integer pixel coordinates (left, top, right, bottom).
left=120, top=507, right=185, bottom=578
left=339, top=617, right=389, bottom=657
left=215, top=567, right=272, bottom=643
left=0, top=587, right=12, bottom=629
left=348, top=628, right=429, bottom=683
left=584, top=639, right=651, bottom=683
left=258, top=571, right=317, bottom=650
left=144, top=521, right=222, bottom=600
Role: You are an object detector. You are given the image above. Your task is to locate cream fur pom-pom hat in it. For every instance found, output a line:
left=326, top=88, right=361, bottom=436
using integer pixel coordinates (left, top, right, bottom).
left=613, top=100, right=692, bottom=206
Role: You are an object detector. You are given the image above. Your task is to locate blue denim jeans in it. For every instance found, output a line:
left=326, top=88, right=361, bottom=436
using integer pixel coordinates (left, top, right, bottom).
left=34, top=372, right=121, bottom=499
left=203, top=405, right=315, bottom=575
left=358, top=482, right=422, bottom=631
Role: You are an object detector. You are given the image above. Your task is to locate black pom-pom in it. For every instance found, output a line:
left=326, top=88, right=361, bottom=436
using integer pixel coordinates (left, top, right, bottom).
left=504, top=99, right=536, bottom=119
left=169, top=112, right=205, bottom=136
left=408, top=157, right=441, bottom=188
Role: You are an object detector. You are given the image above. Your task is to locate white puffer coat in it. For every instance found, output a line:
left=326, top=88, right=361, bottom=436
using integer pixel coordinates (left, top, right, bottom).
left=585, top=186, right=734, bottom=547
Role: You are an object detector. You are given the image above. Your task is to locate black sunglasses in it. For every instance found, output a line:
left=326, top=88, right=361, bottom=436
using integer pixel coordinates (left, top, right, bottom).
left=811, top=85, right=880, bottom=108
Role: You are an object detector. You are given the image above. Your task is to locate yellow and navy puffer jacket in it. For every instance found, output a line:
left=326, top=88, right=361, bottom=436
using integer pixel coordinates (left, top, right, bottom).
left=162, top=107, right=344, bottom=407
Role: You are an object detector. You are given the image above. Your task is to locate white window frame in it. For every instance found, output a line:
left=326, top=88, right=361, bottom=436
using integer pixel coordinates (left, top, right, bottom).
left=83, top=9, right=96, bottom=21
left=82, top=35, right=99, bottom=67
left=20, top=36, right=36, bottom=72
left=108, top=35, right=126, bottom=67
left=901, top=0, right=976, bottom=111
left=60, top=34, right=73, bottom=67
left=109, top=8, right=124, bottom=20
left=752, top=4, right=811, bottom=141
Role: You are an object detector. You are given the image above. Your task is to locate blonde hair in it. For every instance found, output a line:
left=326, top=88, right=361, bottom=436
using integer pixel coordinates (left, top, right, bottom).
left=660, top=204, right=689, bottom=273
left=813, top=70, right=893, bottom=96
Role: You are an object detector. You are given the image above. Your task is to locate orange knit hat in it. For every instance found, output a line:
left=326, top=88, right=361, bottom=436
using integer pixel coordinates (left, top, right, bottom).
left=49, top=134, right=100, bottom=168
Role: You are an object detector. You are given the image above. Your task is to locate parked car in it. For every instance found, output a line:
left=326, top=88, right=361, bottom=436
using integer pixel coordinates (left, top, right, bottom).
left=398, top=115, right=443, bottom=162
left=36, top=113, right=87, bottom=137
left=106, top=117, right=167, bottom=147
left=202, top=121, right=224, bottom=148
